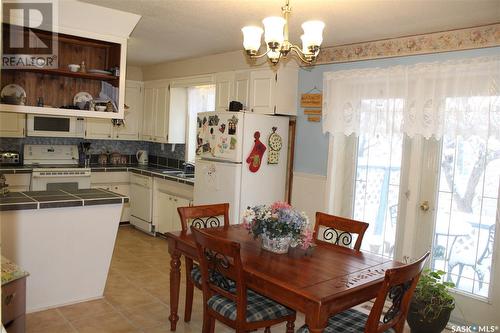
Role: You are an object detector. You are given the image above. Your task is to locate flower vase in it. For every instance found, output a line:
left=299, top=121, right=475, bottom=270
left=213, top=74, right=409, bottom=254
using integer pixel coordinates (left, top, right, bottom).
left=260, top=234, right=291, bottom=254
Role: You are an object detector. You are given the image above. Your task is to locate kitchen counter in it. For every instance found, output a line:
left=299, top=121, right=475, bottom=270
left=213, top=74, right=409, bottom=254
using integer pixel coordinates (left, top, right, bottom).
left=1, top=256, right=28, bottom=286
left=0, top=164, right=195, bottom=185
left=0, top=188, right=129, bottom=211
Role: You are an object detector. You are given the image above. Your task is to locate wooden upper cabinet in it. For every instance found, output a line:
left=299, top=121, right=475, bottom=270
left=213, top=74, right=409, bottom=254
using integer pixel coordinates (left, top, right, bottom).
left=234, top=71, right=250, bottom=109
left=115, top=81, right=143, bottom=140
left=0, top=3, right=138, bottom=120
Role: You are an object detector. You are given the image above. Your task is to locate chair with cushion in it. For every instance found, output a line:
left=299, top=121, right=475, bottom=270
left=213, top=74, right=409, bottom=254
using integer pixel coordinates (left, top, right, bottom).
left=192, top=227, right=296, bottom=333
left=177, top=203, right=230, bottom=322
left=314, top=212, right=369, bottom=251
left=297, top=251, right=430, bottom=333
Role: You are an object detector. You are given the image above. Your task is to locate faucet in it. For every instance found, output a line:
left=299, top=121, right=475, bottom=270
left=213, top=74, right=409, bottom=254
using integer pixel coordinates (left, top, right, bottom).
left=183, top=162, right=195, bottom=174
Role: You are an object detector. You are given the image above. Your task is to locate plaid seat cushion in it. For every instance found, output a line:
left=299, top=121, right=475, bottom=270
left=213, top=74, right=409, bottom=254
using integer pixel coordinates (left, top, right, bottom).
left=297, top=308, right=394, bottom=333
left=191, top=265, right=236, bottom=291
left=207, top=289, right=294, bottom=323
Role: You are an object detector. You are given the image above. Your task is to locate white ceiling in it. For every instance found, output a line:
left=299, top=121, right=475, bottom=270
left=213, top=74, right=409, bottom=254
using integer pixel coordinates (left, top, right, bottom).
left=80, top=0, right=500, bottom=66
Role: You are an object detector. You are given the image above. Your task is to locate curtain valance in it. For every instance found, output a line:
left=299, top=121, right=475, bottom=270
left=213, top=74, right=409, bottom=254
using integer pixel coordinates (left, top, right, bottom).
left=322, top=56, right=500, bottom=139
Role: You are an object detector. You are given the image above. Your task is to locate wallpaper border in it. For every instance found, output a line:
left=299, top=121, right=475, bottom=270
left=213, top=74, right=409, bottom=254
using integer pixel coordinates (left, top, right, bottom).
left=315, top=23, right=500, bottom=65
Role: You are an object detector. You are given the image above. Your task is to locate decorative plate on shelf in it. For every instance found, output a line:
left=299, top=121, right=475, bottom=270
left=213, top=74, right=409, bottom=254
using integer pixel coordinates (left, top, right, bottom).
left=1, top=84, right=26, bottom=105
left=73, top=91, right=93, bottom=105
left=88, top=69, right=112, bottom=75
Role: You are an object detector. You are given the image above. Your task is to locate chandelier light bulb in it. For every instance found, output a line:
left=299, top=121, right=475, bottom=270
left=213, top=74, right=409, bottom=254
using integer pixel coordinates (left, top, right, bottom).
left=301, top=20, right=325, bottom=47
left=242, top=26, right=264, bottom=53
left=262, top=16, right=286, bottom=47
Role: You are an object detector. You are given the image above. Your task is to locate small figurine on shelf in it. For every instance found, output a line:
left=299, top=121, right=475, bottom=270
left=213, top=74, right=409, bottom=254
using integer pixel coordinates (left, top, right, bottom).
left=80, top=61, right=87, bottom=73
left=37, top=97, right=44, bottom=107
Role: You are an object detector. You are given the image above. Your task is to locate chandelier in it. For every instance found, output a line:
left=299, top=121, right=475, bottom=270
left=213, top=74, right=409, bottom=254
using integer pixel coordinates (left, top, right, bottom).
left=241, top=0, right=325, bottom=65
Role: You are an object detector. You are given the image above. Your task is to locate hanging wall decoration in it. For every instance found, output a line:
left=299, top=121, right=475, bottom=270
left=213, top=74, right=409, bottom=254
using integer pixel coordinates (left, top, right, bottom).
left=267, top=127, right=282, bottom=165
left=246, top=131, right=266, bottom=173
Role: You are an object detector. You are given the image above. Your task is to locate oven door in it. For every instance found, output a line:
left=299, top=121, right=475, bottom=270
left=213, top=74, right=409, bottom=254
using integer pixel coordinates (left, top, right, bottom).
left=27, top=115, right=84, bottom=138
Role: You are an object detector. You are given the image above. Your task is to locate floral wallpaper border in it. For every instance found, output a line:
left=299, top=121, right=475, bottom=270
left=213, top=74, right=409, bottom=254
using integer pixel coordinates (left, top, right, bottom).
left=316, top=23, right=500, bottom=64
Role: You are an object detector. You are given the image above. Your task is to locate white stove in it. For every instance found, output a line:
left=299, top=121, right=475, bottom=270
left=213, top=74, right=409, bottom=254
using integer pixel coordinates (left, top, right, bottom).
left=24, top=145, right=91, bottom=191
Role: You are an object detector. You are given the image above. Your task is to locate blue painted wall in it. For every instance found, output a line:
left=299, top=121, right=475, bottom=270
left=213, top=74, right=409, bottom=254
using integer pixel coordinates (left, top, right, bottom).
left=294, top=47, right=500, bottom=176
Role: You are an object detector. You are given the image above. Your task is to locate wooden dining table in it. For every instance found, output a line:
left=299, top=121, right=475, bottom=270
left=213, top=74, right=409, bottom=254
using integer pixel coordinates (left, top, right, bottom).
left=166, top=225, right=402, bottom=333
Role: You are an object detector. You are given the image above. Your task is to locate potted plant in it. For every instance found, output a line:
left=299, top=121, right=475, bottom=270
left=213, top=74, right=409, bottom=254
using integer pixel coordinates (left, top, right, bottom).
left=242, top=201, right=312, bottom=254
left=407, top=269, right=455, bottom=333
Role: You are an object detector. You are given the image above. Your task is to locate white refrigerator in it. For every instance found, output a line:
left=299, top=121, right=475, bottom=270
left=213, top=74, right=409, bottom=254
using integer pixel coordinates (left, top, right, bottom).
left=194, top=111, right=289, bottom=224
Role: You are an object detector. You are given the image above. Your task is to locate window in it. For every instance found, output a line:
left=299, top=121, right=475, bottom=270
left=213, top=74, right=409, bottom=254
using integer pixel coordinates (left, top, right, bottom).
left=186, top=85, right=215, bottom=163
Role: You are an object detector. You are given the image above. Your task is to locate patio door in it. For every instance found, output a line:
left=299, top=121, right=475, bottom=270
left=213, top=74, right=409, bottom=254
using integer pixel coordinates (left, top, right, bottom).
left=412, top=136, right=500, bottom=325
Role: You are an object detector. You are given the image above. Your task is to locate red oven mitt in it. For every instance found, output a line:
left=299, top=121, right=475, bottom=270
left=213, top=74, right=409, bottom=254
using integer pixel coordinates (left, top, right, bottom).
left=246, top=131, right=267, bottom=173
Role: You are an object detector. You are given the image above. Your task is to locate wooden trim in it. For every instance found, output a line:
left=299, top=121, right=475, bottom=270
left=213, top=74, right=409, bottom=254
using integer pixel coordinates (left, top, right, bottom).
left=286, top=118, right=296, bottom=204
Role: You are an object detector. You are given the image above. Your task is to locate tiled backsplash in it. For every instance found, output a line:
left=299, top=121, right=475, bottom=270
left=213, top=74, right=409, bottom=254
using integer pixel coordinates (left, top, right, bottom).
left=0, top=137, right=186, bottom=163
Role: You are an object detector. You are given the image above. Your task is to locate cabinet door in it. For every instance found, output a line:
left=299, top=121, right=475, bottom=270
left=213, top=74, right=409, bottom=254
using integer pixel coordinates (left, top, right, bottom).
left=85, top=118, right=113, bottom=139
left=249, top=70, right=275, bottom=114
left=154, top=86, right=169, bottom=143
left=156, top=191, right=174, bottom=234
left=215, top=71, right=234, bottom=112
left=0, top=112, right=25, bottom=137
left=168, top=87, right=186, bottom=144
left=169, top=195, right=191, bottom=232
left=234, top=71, right=250, bottom=109
left=115, top=81, right=143, bottom=140
left=112, top=184, right=131, bottom=222
left=142, top=87, right=156, bottom=141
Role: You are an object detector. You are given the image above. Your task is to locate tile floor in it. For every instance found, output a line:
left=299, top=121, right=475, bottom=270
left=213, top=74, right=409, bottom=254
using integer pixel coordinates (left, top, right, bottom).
left=26, top=225, right=421, bottom=333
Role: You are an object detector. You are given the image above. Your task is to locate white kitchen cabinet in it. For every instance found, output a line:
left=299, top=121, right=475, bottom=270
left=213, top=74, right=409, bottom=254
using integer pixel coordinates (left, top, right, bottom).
left=249, top=70, right=276, bottom=114
left=234, top=71, right=250, bottom=109
left=115, top=81, right=143, bottom=140
left=4, top=174, right=31, bottom=191
left=153, top=86, right=169, bottom=143
left=142, top=86, right=156, bottom=141
left=86, top=81, right=143, bottom=140
left=153, top=178, right=193, bottom=234
left=85, top=118, right=114, bottom=139
left=215, top=71, right=235, bottom=112
left=212, top=66, right=297, bottom=115
left=90, top=172, right=130, bottom=222
left=0, top=112, right=25, bottom=137
left=155, top=192, right=191, bottom=234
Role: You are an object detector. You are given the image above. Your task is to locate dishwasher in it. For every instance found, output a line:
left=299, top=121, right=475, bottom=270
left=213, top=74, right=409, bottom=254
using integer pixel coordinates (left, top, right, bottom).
left=129, top=173, right=154, bottom=234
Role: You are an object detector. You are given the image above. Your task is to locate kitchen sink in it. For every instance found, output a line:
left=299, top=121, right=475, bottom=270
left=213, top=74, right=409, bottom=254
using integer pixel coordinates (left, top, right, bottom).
left=176, top=173, right=195, bottom=179
left=161, top=170, right=182, bottom=175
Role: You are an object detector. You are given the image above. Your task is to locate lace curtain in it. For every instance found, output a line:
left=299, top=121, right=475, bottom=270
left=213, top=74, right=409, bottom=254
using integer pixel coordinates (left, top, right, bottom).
left=322, top=56, right=500, bottom=140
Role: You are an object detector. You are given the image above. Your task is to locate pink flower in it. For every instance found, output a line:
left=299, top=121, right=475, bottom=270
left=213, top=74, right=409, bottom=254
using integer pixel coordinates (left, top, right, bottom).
left=271, top=201, right=291, bottom=212
left=301, top=228, right=313, bottom=249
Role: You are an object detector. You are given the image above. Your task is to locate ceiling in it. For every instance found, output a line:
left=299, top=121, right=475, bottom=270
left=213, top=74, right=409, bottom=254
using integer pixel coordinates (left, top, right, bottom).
left=80, top=0, right=500, bottom=66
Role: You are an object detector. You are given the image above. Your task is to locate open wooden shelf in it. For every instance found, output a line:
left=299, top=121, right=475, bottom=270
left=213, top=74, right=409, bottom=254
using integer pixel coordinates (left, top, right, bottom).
left=2, top=68, right=118, bottom=82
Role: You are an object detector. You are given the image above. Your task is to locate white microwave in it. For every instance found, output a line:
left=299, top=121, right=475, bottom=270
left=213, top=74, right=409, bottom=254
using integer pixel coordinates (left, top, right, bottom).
left=27, top=115, right=85, bottom=137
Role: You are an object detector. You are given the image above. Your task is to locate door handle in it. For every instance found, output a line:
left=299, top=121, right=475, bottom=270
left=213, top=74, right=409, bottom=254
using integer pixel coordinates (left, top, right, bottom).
left=420, top=200, right=430, bottom=212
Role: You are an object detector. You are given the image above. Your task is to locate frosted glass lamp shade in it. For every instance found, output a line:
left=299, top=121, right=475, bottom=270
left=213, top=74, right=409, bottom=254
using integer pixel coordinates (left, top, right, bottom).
left=262, top=16, right=286, bottom=46
left=300, top=34, right=311, bottom=54
left=301, top=20, right=325, bottom=48
left=242, top=26, right=263, bottom=52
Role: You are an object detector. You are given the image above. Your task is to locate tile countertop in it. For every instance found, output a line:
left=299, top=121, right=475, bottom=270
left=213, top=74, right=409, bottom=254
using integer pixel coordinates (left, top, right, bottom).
left=1, top=255, right=29, bottom=285
left=0, top=164, right=195, bottom=185
left=0, top=188, right=129, bottom=211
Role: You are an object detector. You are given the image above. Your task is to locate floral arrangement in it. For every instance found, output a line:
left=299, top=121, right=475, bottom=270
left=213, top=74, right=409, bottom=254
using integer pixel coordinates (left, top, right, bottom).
left=242, top=201, right=312, bottom=249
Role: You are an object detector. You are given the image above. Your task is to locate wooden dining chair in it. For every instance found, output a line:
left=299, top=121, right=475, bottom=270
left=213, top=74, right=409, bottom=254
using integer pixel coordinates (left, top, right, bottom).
left=297, top=251, right=430, bottom=333
left=314, top=212, right=369, bottom=251
left=192, top=227, right=296, bottom=333
left=177, top=203, right=230, bottom=322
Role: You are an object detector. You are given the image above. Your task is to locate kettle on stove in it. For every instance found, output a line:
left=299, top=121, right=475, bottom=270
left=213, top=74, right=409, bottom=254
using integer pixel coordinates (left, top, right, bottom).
left=136, top=150, right=148, bottom=165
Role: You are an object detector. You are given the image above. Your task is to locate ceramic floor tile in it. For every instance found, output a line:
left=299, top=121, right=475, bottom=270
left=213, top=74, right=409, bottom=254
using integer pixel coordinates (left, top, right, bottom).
left=25, top=226, right=427, bottom=333
left=57, top=299, right=116, bottom=322
left=25, top=309, right=70, bottom=332
left=70, top=311, right=139, bottom=333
